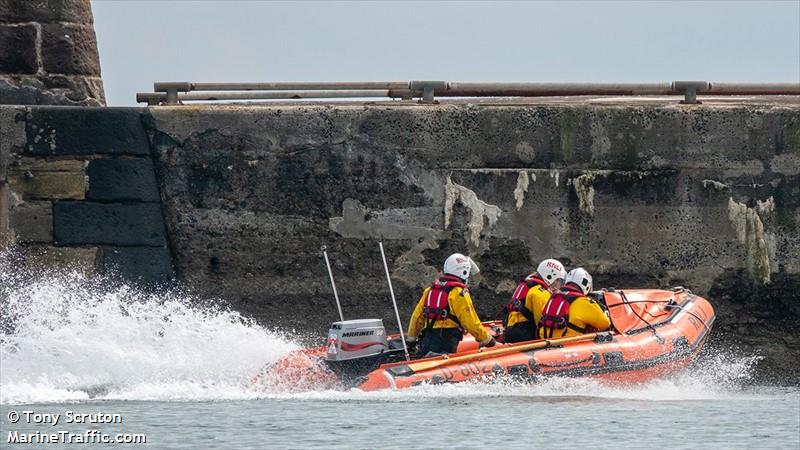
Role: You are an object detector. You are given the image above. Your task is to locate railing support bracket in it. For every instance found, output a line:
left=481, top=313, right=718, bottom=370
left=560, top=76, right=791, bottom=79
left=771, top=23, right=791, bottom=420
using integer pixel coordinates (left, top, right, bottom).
left=410, top=80, right=447, bottom=104
left=673, top=81, right=710, bottom=104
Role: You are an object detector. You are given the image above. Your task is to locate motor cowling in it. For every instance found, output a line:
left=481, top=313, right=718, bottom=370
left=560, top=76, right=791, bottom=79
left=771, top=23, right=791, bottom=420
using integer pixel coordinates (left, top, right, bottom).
left=325, top=319, right=388, bottom=362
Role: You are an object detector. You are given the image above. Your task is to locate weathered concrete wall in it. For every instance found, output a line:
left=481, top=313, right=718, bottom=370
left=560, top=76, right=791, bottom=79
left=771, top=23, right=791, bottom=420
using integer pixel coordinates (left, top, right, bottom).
left=1, top=99, right=798, bottom=381
left=0, top=106, right=172, bottom=282
left=0, top=0, right=104, bottom=105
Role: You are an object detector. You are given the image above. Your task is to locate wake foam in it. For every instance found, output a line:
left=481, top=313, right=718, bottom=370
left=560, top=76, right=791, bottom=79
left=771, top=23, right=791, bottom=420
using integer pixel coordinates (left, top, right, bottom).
left=256, top=354, right=764, bottom=403
left=0, top=258, right=297, bottom=405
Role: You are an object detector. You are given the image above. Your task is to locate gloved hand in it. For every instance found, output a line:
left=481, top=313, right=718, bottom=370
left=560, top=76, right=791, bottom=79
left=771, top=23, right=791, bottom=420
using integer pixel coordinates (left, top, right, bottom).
left=405, top=338, right=417, bottom=352
left=480, top=337, right=498, bottom=348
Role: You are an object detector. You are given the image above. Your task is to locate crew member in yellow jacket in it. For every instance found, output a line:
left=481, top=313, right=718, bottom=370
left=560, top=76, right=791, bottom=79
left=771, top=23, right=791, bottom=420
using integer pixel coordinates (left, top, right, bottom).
left=407, top=253, right=497, bottom=355
left=538, top=268, right=611, bottom=339
left=503, top=259, right=567, bottom=343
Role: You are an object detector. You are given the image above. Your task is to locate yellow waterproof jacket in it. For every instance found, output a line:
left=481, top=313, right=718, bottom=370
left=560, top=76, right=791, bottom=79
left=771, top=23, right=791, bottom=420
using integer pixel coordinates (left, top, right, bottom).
left=538, top=294, right=611, bottom=339
left=506, top=278, right=552, bottom=328
left=407, top=285, right=491, bottom=344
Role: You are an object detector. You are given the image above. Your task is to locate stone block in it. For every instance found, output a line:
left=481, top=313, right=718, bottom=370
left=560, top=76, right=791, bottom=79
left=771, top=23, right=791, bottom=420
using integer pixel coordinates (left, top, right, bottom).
left=7, top=159, right=86, bottom=200
left=7, top=172, right=86, bottom=200
left=54, top=201, right=166, bottom=246
left=9, top=200, right=52, bottom=242
left=0, top=75, right=105, bottom=106
left=88, top=158, right=160, bottom=202
left=26, top=108, right=148, bottom=155
left=14, top=158, right=85, bottom=172
left=22, top=245, right=98, bottom=275
left=100, top=246, right=175, bottom=285
left=25, top=244, right=98, bottom=273
left=41, top=23, right=100, bottom=76
left=0, top=0, right=94, bottom=24
left=0, top=24, right=38, bottom=74
left=1, top=107, right=26, bottom=176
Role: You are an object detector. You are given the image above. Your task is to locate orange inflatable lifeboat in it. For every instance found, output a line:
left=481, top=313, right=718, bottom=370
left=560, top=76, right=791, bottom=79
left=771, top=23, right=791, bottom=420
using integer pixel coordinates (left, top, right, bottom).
left=254, top=288, right=714, bottom=391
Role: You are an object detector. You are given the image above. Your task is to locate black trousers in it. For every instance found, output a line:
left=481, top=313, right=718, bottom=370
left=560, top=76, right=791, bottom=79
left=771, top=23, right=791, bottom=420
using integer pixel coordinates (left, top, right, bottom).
left=419, top=327, right=462, bottom=355
left=503, top=322, right=537, bottom=343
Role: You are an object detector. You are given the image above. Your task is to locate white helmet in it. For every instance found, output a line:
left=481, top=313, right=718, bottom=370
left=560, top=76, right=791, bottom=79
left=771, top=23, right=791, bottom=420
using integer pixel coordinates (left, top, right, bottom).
left=566, top=267, right=593, bottom=295
left=536, top=259, right=567, bottom=287
left=443, top=253, right=479, bottom=281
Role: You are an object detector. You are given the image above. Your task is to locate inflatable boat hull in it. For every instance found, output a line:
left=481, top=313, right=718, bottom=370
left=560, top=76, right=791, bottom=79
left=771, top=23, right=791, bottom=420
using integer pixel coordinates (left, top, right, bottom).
left=256, top=288, right=714, bottom=391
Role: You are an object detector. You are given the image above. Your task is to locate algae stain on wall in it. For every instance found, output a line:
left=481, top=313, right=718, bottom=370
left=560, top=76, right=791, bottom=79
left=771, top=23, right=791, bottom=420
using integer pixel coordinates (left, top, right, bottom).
left=559, top=110, right=577, bottom=163
left=444, top=177, right=502, bottom=248
left=568, top=170, right=618, bottom=217
left=549, top=170, right=560, bottom=187
left=727, top=197, right=773, bottom=283
left=589, top=115, right=612, bottom=162
left=780, top=116, right=800, bottom=155
left=571, top=173, right=597, bottom=216
left=513, top=171, right=529, bottom=210
left=514, top=141, right=536, bottom=163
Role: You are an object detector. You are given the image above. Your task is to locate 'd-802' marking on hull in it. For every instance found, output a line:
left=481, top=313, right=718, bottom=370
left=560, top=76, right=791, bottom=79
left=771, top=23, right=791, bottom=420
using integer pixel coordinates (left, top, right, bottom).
left=434, top=357, right=537, bottom=382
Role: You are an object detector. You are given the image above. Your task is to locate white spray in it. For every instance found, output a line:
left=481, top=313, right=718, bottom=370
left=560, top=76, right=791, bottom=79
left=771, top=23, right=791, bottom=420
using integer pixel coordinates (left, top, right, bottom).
left=0, top=256, right=297, bottom=405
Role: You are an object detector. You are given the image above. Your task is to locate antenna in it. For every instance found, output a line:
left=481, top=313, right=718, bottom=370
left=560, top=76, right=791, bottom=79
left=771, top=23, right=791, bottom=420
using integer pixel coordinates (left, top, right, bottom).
left=379, top=242, right=410, bottom=361
left=321, top=245, right=344, bottom=322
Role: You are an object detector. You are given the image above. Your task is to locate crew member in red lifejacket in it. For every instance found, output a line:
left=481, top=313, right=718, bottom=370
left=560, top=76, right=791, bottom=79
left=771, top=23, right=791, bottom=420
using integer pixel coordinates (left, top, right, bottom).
left=503, top=259, right=567, bottom=343
left=538, top=268, right=610, bottom=339
left=407, top=253, right=497, bottom=355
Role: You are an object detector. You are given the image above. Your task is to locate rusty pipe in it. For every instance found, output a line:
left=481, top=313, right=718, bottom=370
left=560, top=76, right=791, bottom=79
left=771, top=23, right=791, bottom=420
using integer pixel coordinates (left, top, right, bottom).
left=138, top=89, right=410, bottom=104
left=154, top=81, right=410, bottom=92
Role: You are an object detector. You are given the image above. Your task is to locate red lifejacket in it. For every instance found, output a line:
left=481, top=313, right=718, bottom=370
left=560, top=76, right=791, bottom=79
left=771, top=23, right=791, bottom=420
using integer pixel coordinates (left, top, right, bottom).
left=503, top=275, right=548, bottom=326
left=538, top=284, right=587, bottom=338
left=423, top=275, right=466, bottom=328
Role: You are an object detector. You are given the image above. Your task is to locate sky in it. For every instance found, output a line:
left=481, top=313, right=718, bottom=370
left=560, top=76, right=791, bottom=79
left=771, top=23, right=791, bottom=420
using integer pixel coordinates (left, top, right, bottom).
left=91, top=1, right=800, bottom=106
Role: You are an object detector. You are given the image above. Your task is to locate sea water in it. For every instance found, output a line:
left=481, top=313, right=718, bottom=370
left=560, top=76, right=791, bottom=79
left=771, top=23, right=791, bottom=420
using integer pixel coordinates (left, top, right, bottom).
left=1, top=263, right=798, bottom=449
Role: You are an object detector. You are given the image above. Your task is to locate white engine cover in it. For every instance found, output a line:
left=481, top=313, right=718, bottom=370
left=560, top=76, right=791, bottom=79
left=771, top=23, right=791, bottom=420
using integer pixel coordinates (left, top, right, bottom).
left=325, top=319, right=388, bottom=362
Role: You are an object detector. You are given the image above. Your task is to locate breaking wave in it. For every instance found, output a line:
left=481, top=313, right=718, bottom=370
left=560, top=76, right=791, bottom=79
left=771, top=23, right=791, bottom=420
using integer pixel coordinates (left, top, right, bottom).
left=0, top=255, right=297, bottom=405
left=0, top=253, right=763, bottom=406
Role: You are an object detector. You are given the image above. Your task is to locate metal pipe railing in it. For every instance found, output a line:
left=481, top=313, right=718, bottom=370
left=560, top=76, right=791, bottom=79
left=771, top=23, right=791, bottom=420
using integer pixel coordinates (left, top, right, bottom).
left=136, top=90, right=409, bottom=104
left=136, top=81, right=800, bottom=105
left=444, top=82, right=675, bottom=96
left=154, top=81, right=410, bottom=92
left=702, top=82, right=800, bottom=94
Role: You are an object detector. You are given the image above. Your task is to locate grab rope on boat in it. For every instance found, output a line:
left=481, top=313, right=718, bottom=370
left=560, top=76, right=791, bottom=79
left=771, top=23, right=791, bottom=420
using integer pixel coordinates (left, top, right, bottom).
left=607, top=298, right=712, bottom=332
left=619, top=290, right=665, bottom=344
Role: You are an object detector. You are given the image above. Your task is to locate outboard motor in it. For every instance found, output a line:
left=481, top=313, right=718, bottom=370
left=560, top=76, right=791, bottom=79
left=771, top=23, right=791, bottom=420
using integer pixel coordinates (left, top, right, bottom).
left=326, top=319, right=388, bottom=362
left=324, top=319, right=406, bottom=383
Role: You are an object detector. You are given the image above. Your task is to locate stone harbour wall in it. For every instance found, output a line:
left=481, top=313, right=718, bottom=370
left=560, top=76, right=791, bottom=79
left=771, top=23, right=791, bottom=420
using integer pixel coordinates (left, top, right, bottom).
left=0, top=99, right=798, bottom=381
left=0, top=0, right=105, bottom=106
left=0, top=106, right=173, bottom=282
